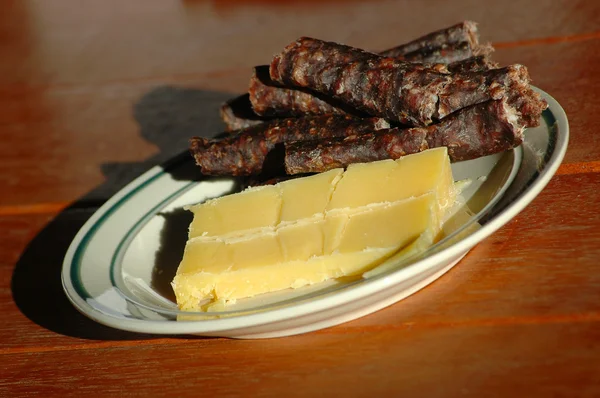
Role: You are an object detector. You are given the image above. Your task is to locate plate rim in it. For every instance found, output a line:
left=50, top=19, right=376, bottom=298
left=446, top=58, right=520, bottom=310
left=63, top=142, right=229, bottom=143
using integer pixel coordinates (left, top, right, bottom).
left=61, top=88, right=569, bottom=335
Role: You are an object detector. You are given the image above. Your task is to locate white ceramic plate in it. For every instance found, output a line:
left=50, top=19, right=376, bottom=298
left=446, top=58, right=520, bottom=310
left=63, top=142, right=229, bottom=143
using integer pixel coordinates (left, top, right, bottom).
left=62, top=89, right=568, bottom=338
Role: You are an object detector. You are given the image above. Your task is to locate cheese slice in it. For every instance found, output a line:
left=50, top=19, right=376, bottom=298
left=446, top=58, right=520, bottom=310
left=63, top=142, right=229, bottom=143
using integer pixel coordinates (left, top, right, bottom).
left=277, top=217, right=325, bottom=261
left=173, top=147, right=456, bottom=311
left=173, top=248, right=398, bottom=311
left=361, top=232, right=433, bottom=279
left=279, top=168, right=343, bottom=222
left=336, top=196, right=434, bottom=252
left=327, top=146, right=453, bottom=211
left=173, top=193, right=442, bottom=310
left=363, top=206, right=482, bottom=279
left=179, top=194, right=437, bottom=273
left=187, top=168, right=343, bottom=239
left=186, top=147, right=452, bottom=239
left=187, top=185, right=282, bottom=238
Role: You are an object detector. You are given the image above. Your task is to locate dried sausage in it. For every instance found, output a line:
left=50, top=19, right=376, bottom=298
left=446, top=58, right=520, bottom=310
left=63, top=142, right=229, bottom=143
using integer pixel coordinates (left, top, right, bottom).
left=190, top=115, right=389, bottom=176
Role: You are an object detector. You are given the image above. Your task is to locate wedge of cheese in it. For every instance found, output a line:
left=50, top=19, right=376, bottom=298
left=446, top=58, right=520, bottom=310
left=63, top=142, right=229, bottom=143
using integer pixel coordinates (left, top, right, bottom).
left=174, top=193, right=439, bottom=310
left=173, top=147, right=456, bottom=311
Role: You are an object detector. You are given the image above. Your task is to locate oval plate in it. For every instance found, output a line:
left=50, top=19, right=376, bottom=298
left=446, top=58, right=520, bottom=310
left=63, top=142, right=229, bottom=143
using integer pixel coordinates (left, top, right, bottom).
left=62, top=89, right=568, bottom=338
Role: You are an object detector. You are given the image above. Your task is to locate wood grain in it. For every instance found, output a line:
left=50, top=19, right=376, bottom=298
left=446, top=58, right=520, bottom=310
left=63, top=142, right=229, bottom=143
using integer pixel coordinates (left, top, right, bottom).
left=2, top=0, right=600, bottom=87
left=1, top=0, right=600, bottom=395
left=2, top=172, right=599, bottom=350
left=1, top=322, right=599, bottom=397
left=1, top=37, right=599, bottom=207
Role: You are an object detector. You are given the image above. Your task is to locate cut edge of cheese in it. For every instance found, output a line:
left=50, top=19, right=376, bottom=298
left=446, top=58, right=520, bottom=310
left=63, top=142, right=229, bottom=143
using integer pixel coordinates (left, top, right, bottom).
left=326, top=159, right=399, bottom=210
left=172, top=246, right=400, bottom=312
left=361, top=231, right=434, bottom=279
left=363, top=205, right=480, bottom=279
left=279, top=168, right=344, bottom=222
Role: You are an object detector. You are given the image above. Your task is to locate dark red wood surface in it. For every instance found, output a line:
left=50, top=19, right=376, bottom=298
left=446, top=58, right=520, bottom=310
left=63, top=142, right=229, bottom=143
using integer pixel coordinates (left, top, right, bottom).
left=1, top=1, right=599, bottom=396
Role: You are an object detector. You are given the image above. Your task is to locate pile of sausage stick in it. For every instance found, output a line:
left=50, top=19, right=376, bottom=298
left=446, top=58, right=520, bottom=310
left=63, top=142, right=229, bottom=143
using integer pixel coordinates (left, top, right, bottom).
left=190, top=21, right=547, bottom=178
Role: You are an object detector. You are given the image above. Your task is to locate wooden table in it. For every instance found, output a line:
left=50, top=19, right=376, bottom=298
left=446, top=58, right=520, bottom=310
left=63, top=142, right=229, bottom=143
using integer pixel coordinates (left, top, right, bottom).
left=2, top=1, right=599, bottom=396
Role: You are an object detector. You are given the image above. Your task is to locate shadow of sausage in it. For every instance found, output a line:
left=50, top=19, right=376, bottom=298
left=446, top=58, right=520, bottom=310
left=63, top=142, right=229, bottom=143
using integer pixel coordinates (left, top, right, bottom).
left=11, top=86, right=232, bottom=340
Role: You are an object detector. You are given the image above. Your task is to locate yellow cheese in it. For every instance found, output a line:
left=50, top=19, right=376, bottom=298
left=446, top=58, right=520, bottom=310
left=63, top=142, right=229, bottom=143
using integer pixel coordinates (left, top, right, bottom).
left=179, top=194, right=436, bottom=273
left=277, top=216, right=325, bottom=261
left=327, top=146, right=453, bottom=211
left=279, top=168, right=343, bottom=222
left=326, top=159, right=398, bottom=209
left=178, top=217, right=323, bottom=277
left=173, top=148, right=456, bottom=311
left=322, top=212, right=348, bottom=255
left=187, top=168, right=342, bottom=239
left=363, top=206, right=481, bottom=279
left=185, top=147, right=452, bottom=239
left=336, top=195, right=435, bottom=252
left=362, top=232, right=433, bottom=279
left=173, top=193, right=441, bottom=310
left=173, top=247, right=398, bottom=311
left=187, top=185, right=282, bottom=238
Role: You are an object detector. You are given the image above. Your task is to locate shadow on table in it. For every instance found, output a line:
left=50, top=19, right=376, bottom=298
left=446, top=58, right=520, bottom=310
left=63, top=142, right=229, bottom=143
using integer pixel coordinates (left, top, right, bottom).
left=11, top=86, right=232, bottom=340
